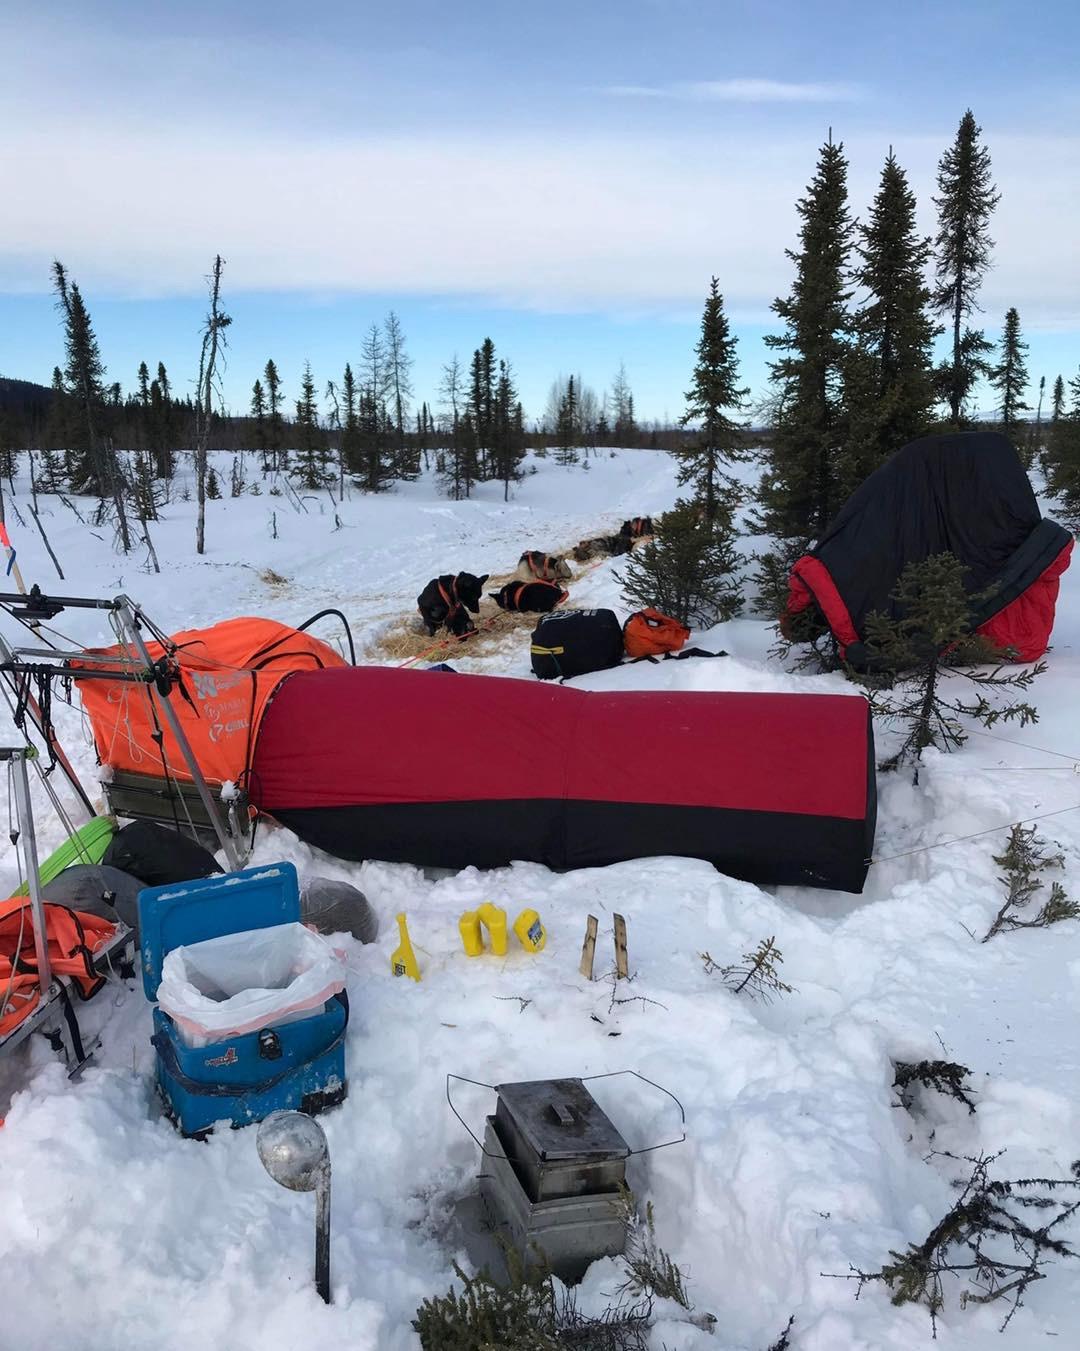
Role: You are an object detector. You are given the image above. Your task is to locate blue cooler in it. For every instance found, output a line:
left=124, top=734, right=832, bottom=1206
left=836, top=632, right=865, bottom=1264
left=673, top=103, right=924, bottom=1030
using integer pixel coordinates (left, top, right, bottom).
left=139, top=862, right=349, bottom=1138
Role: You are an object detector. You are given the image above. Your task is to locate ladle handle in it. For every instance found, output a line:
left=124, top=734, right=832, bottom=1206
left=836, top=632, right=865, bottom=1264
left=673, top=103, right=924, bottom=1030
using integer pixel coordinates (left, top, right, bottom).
left=315, top=1174, right=331, bottom=1304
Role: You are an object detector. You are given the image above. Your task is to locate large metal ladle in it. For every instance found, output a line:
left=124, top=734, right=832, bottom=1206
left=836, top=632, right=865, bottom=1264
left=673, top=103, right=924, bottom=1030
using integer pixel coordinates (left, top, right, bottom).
left=257, top=1111, right=332, bottom=1303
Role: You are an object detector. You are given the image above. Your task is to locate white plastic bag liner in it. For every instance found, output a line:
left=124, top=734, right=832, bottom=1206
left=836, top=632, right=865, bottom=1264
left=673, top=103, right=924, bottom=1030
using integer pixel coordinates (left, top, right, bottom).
left=157, top=922, right=347, bottom=1048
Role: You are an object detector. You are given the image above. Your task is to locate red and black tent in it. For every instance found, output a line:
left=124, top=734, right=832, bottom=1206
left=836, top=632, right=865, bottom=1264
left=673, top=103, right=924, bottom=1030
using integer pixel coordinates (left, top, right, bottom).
left=250, top=666, right=877, bottom=893
left=783, top=431, right=1073, bottom=669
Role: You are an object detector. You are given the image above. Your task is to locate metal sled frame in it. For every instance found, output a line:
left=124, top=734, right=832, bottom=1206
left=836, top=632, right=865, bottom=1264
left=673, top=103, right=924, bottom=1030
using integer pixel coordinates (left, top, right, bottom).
left=0, top=591, right=246, bottom=871
left=0, top=744, right=132, bottom=1068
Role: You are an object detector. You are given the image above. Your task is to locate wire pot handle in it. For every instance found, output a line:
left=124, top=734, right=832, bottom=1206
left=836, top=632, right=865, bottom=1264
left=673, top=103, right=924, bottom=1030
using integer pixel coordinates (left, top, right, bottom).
left=445, top=1069, right=686, bottom=1160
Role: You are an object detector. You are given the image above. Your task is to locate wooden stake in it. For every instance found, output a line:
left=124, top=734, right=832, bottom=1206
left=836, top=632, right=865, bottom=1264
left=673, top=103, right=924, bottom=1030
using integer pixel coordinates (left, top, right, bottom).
left=579, top=914, right=598, bottom=980
left=613, top=914, right=629, bottom=980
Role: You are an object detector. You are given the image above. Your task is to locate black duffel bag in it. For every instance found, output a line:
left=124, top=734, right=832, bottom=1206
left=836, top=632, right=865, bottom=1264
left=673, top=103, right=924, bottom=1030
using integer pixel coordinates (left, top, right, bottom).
left=531, top=609, right=625, bottom=681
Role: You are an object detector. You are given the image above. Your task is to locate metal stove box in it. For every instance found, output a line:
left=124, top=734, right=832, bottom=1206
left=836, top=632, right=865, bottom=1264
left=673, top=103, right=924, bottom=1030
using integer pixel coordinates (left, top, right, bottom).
left=479, top=1078, right=630, bottom=1281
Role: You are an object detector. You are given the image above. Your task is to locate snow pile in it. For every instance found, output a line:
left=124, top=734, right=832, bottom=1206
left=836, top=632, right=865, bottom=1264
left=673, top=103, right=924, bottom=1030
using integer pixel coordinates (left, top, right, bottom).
left=0, top=449, right=1078, bottom=1350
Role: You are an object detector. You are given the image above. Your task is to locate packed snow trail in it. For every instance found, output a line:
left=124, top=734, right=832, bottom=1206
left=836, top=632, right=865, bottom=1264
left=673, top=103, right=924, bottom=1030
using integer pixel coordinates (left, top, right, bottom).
left=1, top=449, right=1078, bottom=1351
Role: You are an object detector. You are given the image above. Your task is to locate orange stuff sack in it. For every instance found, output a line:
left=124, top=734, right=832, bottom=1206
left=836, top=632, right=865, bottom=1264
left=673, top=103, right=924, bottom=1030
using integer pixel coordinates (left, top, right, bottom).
left=623, top=608, right=691, bottom=658
left=0, top=897, right=118, bottom=1036
left=72, top=617, right=347, bottom=788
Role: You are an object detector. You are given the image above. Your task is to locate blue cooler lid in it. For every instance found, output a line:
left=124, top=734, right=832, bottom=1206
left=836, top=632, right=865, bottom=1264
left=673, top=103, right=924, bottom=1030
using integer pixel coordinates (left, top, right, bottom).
left=138, top=861, right=301, bottom=1001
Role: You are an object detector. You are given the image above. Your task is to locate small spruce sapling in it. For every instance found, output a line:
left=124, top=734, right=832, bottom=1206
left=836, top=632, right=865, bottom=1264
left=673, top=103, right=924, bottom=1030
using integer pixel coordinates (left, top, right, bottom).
left=701, top=936, right=794, bottom=1002
left=616, top=1190, right=692, bottom=1311
left=982, top=824, right=1078, bottom=942
left=855, top=552, right=1043, bottom=778
left=619, top=499, right=742, bottom=628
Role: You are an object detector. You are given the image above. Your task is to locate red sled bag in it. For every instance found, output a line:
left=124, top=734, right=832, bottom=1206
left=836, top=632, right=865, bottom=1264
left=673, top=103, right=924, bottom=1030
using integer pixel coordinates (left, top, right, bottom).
left=623, top=608, right=691, bottom=659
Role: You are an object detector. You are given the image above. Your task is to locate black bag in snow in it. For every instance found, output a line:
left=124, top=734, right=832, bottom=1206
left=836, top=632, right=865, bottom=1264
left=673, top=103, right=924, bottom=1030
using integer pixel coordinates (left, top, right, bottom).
left=531, top=609, right=624, bottom=681
left=41, top=864, right=142, bottom=926
left=102, top=820, right=223, bottom=889
left=300, top=877, right=379, bottom=943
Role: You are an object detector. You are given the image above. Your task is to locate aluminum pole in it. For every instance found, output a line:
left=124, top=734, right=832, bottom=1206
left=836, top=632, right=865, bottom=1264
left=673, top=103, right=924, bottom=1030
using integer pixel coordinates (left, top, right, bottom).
left=11, top=751, right=52, bottom=997
left=112, top=597, right=241, bottom=870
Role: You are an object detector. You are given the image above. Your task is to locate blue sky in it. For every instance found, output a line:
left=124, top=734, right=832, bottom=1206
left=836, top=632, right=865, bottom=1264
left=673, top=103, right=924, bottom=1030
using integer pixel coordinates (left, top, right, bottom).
left=1, top=0, right=1078, bottom=423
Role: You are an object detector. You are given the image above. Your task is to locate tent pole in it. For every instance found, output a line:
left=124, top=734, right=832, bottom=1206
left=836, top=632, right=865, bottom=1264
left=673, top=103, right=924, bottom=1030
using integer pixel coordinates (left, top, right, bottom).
left=112, top=596, right=242, bottom=872
left=11, top=749, right=53, bottom=998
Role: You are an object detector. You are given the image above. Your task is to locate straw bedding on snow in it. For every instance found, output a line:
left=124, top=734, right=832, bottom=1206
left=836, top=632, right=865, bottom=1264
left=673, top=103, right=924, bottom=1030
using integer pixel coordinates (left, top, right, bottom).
left=371, top=606, right=541, bottom=663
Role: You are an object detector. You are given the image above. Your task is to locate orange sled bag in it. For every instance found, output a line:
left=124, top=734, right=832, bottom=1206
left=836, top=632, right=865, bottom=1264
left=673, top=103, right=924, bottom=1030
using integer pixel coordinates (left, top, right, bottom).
left=0, top=898, right=117, bottom=1036
left=623, top=608, right=691, bottom=659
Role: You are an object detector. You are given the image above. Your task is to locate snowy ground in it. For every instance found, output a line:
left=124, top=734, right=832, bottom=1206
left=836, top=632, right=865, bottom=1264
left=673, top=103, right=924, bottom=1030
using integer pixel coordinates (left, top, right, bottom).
left=1, top=448, right=1079, bottom=1351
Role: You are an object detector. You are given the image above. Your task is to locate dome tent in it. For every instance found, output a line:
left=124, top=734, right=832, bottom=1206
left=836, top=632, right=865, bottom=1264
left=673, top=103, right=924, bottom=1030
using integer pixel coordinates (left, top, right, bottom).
left=782, top=431, right=1073, bottom=669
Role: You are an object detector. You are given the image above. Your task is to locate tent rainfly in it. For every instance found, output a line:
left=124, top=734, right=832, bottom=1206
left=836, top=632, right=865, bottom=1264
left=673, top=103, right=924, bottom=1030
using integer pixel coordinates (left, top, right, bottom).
left=782, top=431, right=1073, bottom=669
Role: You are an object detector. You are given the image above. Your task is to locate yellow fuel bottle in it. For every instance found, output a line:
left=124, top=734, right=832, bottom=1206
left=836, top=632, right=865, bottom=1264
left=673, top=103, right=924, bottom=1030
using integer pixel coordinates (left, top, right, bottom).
left=513, top=908, right=546, bottom=953
left=459, top=910, right=485, bottom=956
left=390, top=912, right=421, bottom=981
left=478, top=902, right=508, bottom=956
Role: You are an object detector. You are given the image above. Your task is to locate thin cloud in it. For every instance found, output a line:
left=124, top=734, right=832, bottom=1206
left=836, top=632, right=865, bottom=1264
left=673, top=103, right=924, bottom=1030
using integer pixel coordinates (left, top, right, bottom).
left=605, top=78, right=865, bottom=103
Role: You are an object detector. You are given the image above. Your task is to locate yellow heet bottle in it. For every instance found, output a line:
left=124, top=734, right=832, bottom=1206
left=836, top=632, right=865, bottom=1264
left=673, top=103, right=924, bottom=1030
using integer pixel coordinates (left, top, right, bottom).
left=459, top=909, right=485, bottom=956
left=513, top=908, right=546, bottom=953
left=478, top=902, right=508, bottom=956
left=390, top=912, right=421, bottom=981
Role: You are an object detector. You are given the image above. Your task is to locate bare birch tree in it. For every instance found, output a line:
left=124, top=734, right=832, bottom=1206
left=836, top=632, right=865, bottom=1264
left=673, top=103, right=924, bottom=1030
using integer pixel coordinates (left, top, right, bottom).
left=194, top=255, right=232, bottom=555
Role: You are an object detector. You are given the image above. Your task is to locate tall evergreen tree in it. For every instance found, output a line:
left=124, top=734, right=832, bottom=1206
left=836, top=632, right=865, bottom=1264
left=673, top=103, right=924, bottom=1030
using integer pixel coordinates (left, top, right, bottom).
left=151, top=361, right=176, bottom=479
left=293, top=362, right=326, bottom=488
left=52, top=261, right=132, bottom=548
left=340, top=363, right=362, bottom=478
left=847, top=150, right=937, bottom=486
left=1045, top=367, right=1080, bottom=525
left=761, top=135, right=855, bottom=540
left=263, top=359, right=285, bottom=471
left=1051, top=375, right=1066, bottom=424
left=555, top=376, right=578, bottom=464
left=675, top=278, right=747, bottom=523
left=932, top=110, right=1000, bottom=426
left=491, top=359, right=526, bottom=500
left=249, top=379, right=268, bottom=469
left=990, top=307, right=1029, bottom=433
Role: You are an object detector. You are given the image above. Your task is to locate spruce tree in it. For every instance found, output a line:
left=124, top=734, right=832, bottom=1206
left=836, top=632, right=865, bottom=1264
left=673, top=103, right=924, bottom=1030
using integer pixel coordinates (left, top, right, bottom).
left=249, top=379, right=268, bottom=468
left=555, top=376, right=578, bottom=464
left=676, top=277, right=747, bottom=523
left=263, top=359, right=285, bottom=471
left=340, top=363, right=362, bottom=478
left=52, top=261, right=132, bottom=549
left=294, top=362, right=327, bottom=488
left=491, top=359, right=525, bottom=500
left=856, top=552, right=1043, bottom=779
left=620, top=500, right=743, bottom=627
left=762, top=135, right=855, bottom=540
left=1051, top=375, right=1066, bottom=424
left=990, top=308, right=1029, bottom=434
left=847, top=150, right=937, bottom=487
left=1045, top=367, right=1080, bottom=526
left=153, top=361, right=176, bottom=479
left=932, top=110, right=1000, bottom=426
